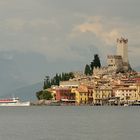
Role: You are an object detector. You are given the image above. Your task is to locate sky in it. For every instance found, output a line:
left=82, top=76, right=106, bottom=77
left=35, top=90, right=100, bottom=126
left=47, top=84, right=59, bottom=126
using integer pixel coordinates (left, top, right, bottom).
left=0, top=0, right=140, bottom=95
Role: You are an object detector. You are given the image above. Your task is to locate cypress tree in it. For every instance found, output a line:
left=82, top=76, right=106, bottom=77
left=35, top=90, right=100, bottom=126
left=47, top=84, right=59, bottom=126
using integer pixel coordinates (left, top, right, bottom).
left=90, top=54, right=101, bottom=71
left=94, top=54, right=101, bottom=68
left=43, top=76, right=51, bottom=89
left=84, top=64, right=91, bottom=75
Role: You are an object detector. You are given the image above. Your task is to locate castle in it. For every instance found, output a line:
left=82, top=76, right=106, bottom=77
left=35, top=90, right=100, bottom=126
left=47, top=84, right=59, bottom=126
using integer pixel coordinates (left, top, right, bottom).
left=93, top=37, right=131, bottom=76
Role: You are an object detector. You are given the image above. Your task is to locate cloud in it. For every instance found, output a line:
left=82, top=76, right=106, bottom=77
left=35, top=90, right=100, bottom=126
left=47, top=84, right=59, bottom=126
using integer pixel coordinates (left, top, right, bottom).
left=0, top=14, right=139, bottom=66
left=0, top=17, right=61, bottom=54
left=0, top=17, right=59, bottom=32
left=0, top=18, right=26, bottom=31
left=71, top=17, right=122, bottom=45
left=29, top=18, right=59, bottom=28
left=0, top=0, right=14, bottom=6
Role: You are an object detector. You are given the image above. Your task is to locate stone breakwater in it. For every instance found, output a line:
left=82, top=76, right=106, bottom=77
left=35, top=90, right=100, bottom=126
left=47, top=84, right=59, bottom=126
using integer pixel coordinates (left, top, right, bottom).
left=31, top=100, right=140, bottom=106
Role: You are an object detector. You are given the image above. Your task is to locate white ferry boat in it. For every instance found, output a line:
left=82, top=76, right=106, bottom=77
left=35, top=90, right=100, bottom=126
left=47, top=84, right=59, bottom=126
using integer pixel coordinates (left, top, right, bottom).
left=0, top=97, right=30, bottom=106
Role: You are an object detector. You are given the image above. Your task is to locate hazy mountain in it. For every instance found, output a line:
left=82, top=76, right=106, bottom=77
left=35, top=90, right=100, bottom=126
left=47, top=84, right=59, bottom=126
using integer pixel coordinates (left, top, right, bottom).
left=2, top=82, right=43, bottom=101
left=0, top=51, right=52, bottom=96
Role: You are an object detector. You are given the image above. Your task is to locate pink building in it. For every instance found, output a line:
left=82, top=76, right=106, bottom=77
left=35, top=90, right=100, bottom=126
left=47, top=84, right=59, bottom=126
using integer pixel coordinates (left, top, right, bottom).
left=56, top=88, right=75, bottom=102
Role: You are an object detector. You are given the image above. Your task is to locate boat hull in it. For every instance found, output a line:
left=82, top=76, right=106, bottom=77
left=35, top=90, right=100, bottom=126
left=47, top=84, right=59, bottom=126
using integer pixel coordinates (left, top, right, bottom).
left=0, top=102, right=30, bottom=106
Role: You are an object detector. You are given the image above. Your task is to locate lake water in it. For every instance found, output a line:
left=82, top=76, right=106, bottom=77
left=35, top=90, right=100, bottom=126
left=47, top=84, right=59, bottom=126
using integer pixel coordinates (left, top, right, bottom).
left=0, top=106, right=140, bottom=140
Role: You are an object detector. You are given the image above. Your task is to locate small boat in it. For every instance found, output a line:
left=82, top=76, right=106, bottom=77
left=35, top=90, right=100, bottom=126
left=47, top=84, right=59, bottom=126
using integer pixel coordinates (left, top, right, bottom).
left=0, top=97, right=30, bottom=106
left=124, top=103, right=129, bottom=107
left=132, top=101, right=140, bottom=106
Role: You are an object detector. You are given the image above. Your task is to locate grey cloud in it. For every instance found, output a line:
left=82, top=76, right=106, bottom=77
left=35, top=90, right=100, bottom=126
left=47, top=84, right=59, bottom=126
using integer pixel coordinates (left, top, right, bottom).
left=0, top=0, right=140, bottom=95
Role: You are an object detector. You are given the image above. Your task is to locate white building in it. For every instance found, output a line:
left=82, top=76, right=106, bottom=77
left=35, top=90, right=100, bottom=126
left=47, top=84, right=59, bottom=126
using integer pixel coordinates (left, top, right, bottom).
left=59, top=81, right=79, bottom=88
left=114, top=87, right=137, bottom=103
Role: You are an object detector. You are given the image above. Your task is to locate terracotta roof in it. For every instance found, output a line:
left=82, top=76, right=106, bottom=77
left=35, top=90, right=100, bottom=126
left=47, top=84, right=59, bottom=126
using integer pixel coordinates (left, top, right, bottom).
left=77, top=86, right=88, bottom=93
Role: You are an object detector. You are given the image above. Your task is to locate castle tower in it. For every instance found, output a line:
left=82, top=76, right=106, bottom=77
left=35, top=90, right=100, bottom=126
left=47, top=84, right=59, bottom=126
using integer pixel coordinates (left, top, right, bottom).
left=116, top=37, right=128, bottom=64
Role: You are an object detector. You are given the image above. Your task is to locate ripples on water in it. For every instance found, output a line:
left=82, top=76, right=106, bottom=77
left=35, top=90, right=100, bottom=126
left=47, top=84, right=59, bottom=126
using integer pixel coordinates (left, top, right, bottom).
left=0, top=106, right=139, bottom=140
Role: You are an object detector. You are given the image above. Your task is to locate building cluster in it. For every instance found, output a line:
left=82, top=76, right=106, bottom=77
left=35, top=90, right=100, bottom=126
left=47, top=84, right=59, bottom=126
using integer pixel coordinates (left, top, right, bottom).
left=47, top=72, right=140, bottom=105
left=44, top=37, right=140, bottom=106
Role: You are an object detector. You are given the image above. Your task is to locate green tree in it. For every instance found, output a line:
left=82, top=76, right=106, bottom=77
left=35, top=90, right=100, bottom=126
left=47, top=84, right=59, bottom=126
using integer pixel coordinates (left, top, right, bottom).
left=90, top=54, right=101, bottom=71
left=94, top=54, right=101, bottom=68
left=69, top=72, right=75, bottom=79
left=36, top=90, right=43, bottom=100
left=54, top=73, right=60, bottom=86
left=36, top=90, right=53, bottom=100
left=65, top=73, right=69, bottom=81
left=84, top=64, right=91, bottom=75
left=61, top=72, right=65, bottom=81
left=59, top=74, right=62, bottom=81
left=43, top=76, right=51, bottom=89
left=36, top=72, right=75, bottom=100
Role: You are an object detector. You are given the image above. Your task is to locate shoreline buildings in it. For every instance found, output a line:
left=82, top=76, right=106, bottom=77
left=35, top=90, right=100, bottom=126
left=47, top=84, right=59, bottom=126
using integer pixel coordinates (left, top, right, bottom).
left=40, top=37, right=140, bottom=106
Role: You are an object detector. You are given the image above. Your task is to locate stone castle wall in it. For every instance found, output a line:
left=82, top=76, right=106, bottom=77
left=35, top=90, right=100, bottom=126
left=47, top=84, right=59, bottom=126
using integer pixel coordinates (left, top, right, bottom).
left=93, top=37, right=130, bottom=76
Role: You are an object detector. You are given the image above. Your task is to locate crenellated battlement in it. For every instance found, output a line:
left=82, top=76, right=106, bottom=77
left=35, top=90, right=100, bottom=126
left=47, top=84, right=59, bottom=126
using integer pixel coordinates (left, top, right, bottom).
left=117, top=37, right=128, bottom=44
left=93, top=37, right=130, bottom=76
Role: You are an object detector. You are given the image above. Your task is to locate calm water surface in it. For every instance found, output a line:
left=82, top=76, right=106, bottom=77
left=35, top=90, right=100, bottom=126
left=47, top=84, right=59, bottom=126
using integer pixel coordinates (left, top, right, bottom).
left=0, top=106, right=139, bottom=140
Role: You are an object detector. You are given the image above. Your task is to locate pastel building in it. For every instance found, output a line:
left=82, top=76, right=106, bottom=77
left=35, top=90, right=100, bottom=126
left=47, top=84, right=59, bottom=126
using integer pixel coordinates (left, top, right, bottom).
left=55, top=88, right=75, bottom=102
left=74, top=85, right=93, bottom=104
left=74, top=85, right=88, bottom=104
left=114, top=87, right=137, bottom=103
left=135, top=83, right=140, bottom=101
left=59, top=81, right=79, bottom=88
left=93, top=87, right=112, bottom=105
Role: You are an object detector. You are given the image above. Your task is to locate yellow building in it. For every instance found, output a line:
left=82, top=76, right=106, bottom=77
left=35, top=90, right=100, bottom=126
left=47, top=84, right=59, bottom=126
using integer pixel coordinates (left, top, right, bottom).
left=74, top=85, right=88, bottom=104
left=73, top=85, right=93, bottom=105
left=135, top=83, right=140, bottom=102
left=114, top=86, right=137, bottom=104
left=93, top=87, right=112, bottom=105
